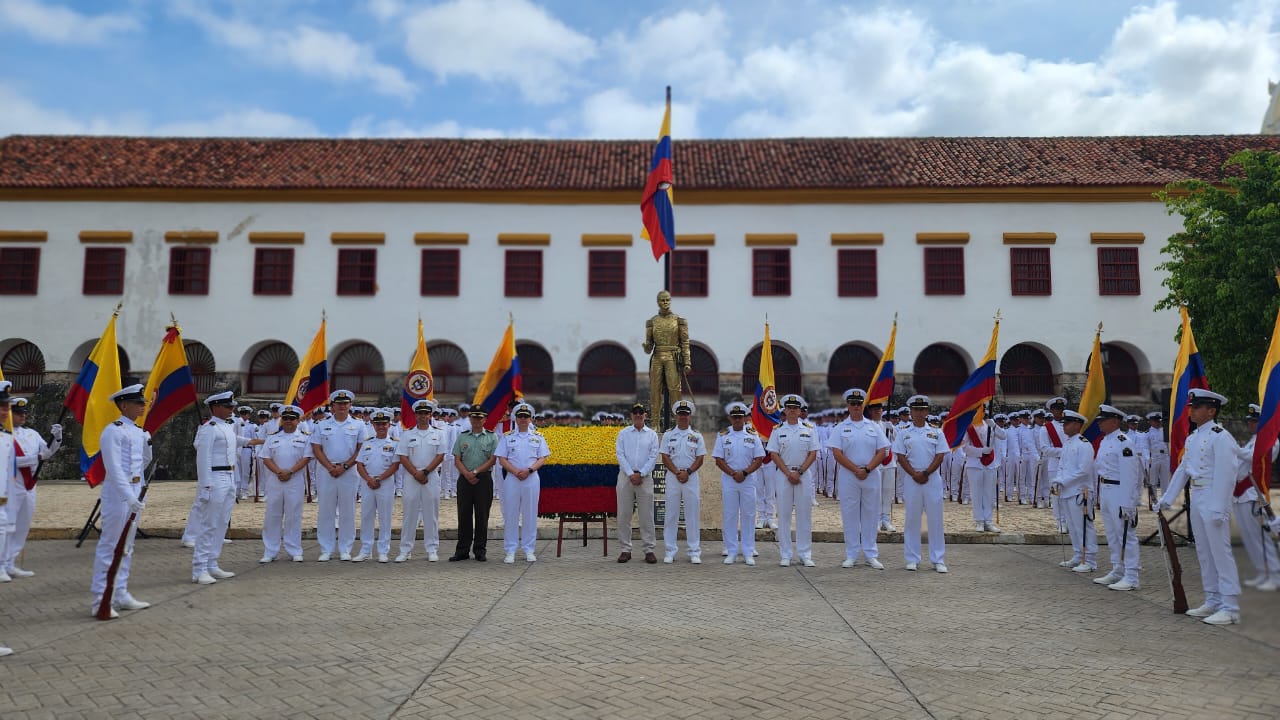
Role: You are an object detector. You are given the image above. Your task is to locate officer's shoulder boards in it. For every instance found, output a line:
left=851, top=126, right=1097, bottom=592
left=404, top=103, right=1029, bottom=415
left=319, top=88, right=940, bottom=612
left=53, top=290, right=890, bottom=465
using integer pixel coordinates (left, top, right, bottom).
left=720, top=428, right=730, bottom=436
left=1079, top=436, right=1090, bottom=443
left=1212, top=425, right=1224, bottom=433
left=746, top=426, right=758, bottom=435
left=112, top=420, right=123, bottom=426
left=300, top=430, right=311, bottom=436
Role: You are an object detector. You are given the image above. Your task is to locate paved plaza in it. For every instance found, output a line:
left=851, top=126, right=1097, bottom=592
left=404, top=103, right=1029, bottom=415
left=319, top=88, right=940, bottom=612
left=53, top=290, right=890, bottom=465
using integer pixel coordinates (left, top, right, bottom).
left=3, top=519, right=1279, bottom=718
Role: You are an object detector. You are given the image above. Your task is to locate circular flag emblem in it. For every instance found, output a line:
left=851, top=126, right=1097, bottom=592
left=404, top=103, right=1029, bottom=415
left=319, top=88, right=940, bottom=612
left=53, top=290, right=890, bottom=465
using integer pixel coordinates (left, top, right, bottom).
left=762, top=388, right=778, bottom=413
left=406, top=370, right=432, bottom=399
left=296, top=379, right=309, bottom=400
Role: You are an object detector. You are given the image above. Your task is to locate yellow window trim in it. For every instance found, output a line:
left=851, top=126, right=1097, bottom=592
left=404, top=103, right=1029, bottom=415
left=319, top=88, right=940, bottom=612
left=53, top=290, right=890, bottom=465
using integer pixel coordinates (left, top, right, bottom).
left=331, top=232, right=386, bottom=245
left=1090, top=232, right=1145, bottom=244
left=414, top=232, right=469, bottom=245
left=916, top=232, right=969, bottom=245
left=581, top=234, right=633, bottom=247
left=498, top=233, right=551, bottom=246
left=79, top=230, right=132, bottom=243
left=830, top=233, right=884, bottom=246
left=745, top=233, right=798, bottom=246
left=164, top=230, right=219, bottom=244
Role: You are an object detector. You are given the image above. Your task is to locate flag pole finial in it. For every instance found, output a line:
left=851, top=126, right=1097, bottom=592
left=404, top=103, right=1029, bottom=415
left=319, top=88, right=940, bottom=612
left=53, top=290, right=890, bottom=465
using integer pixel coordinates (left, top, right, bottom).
left=113, top=301, right=123, bottom=316
left=1096, top=321, right=1104, bottom=334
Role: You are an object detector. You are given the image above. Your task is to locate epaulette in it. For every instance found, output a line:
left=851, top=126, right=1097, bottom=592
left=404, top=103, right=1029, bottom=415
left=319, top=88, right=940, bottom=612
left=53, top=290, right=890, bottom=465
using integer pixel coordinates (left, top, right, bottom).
left=1079, top=436, right=1090, bottom=443
left=225, top=418, right=235, bottom=424
left=803, top=420, right=815, bottom=428
left=270, top=429, right=283, bottom=435
left=1117, top=433, right=1127, bottom=441
left=720, top=428, right=729, bottom=436
left=1212, top=425, right=1224, bottom=433
left=112, top=420, right=123, bottom=426
left=746, top=426, right=758, bottom=435
left=300, top=430, right=311, bottom=436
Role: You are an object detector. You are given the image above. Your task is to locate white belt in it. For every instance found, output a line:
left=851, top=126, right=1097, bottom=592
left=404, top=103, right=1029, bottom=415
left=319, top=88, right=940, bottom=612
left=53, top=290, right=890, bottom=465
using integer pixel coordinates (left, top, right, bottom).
left=1191, top=478, right=1209, bottom=488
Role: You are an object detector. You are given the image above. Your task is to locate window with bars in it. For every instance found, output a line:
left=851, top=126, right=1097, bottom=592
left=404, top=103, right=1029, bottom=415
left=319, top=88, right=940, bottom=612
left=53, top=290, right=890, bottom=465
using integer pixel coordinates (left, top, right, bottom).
left=168, top=246, right=211, bottom=295
left=1010, top=247, right=1051, bottom=296
left=0, top=247, right=40, bottom=295
left=505, top=250, right=542, bottom=297
left=337, top=248, right=377, bottom=296
left=752, top=248, right=791, bottom=296
left=253, top=248, right=294, bottom=296
left=587, top=250, right=626, bottom=297
left=83, top=247, right=125, bottom=295
left=837, top=249, right=877, bottom=297
left=420, top=249, right=460, bottom=296
left=924, top=247, right=965, bottom=295
left=670, top=249, right=708, bottom=297
left=1098, top=247, right=1140, bottom=295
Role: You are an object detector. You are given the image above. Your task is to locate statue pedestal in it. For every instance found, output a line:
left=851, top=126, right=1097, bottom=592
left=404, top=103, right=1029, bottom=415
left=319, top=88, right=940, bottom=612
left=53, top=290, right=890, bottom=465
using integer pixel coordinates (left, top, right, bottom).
left=651, top=463, right=685, bottom=528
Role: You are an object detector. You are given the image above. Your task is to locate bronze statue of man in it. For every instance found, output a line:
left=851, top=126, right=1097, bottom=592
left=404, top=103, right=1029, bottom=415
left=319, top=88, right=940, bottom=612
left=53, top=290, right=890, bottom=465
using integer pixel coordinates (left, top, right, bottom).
left=643, top=290, right=690, bottom=429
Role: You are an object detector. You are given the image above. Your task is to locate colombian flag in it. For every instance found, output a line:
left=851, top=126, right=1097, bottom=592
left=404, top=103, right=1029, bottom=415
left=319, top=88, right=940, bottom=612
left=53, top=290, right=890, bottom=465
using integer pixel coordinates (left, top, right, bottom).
left=140, top=325, right=197, bottom=434
left=868, top=316, right=896, bottom=407
left=472, top=319, right=522, bottom=431
left=1078, top=326, right=1108, bottom=452
left=942, top=316, right=1000, bottom=449
left=751, top=322, right=781, bottom=440
left=285, top=318, right=329, bottom=414
left=1254, top=272, right=1280, bottom=493
left=64, top=309, right=122, bottom=487
left=640, top=88, right=675, bottom=261
left=1169, top=306, right=1209, bottom=473
left=401, top=319, right=436, bottom=428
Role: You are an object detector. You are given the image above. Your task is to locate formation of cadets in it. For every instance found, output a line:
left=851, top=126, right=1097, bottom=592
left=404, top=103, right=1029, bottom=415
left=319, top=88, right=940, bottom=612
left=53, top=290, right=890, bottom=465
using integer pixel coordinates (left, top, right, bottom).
left=1, top=377, right=1279, bottom=653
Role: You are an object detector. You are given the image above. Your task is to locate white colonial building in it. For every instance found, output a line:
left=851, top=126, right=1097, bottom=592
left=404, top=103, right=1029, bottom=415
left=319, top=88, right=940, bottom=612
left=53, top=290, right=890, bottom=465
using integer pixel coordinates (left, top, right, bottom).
left=2, top=134, right=1277, bottom=415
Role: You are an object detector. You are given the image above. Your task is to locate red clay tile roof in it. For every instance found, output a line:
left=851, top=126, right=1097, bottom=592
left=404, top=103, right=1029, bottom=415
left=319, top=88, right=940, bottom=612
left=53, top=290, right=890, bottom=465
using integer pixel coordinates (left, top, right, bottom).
left=1, top=134, right=1278, bottom=191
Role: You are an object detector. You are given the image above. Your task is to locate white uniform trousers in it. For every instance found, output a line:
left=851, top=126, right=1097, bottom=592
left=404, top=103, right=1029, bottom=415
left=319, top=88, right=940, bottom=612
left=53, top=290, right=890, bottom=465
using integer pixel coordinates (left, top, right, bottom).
left=754, top=467, right=776, bottom=522
left=181, top=490, right=201, bottom=545
left=1149, top=454, right=1171, bottom=497
left=838, top=471, right=880, bottom=561
left=1235, top=500, right=1280, bottom=584
left=500, top=472, right=540, bottom=555
left=1000, top=456, right=1017, bottom=500
left=399, top=475, right=441, bottom=555
left=616, top=471, right=656, bottom=554
left=192, top=475, right=236, bottom=576
left=359, top=481, right=396, bottom=556
left=1017, top=456, right=1037, bottom=502
left=316, top=467, right=359, bottom=555
left=441, top=453, right=458, bottom=497
left=261, top=474, right=305, bottom=559
left=879, top=466, right=896, bottom=523
left=2, top=483, right=35, bottom=571
left=948, top=457, right=966, bottom=501
left=775, top=471, right=814, bottom=561
left=904, top=474, right=945, bottom=565
left=1189, top=492, right=1240, bottom=611
left=1098, top=485, right=1139, bottom=583
left=968, top=465, right=997, bottom=525
left=721, top=476, right=756, bottom=559
left=663, top=476, right=701, bottom=558
left=90, top=492, right=139, bottom=596
left=1061, top=492, right=1098, bottom=566
left=1035, top=458, right=1052, bottom=504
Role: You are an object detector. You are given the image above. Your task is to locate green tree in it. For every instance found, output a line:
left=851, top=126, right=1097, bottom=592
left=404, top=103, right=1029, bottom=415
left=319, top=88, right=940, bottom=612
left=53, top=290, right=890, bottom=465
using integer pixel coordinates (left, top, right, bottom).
left=1157, top=149, right=1280, bottom=412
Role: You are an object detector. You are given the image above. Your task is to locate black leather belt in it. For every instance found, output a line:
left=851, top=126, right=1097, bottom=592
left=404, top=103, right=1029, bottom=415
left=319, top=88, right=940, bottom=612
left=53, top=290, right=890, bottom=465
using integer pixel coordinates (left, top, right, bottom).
left=211, top=465, right=233, bottom=472
left=1100, top=478, right=1119, bottom=485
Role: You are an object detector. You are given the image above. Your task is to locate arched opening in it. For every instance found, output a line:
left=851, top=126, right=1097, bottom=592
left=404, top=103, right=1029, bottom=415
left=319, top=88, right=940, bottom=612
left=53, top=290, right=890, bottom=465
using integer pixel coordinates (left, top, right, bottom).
left=741, top=343, right=802, bottom=396
left=248, top=342, right=298, bottom=395
left=515, top=341, right=553, bottom=395
left=578, top=343, right=636, bottom=394
left=827, top=343, right=880, bottom=395
left=183, top=341, right=217, bottom=395
left=1, top=341, right=45, bottom=392
left=913, top=344, right=969, bottom=395
left=1103, top=343, right=1140, bottom=396
left=427, top=342, right=469, bottom=395
left=333, top=342, right=386, bottom=395
left=999, top=343, right=1053, bottom=396
left=687, top=343, right=719, bottom=395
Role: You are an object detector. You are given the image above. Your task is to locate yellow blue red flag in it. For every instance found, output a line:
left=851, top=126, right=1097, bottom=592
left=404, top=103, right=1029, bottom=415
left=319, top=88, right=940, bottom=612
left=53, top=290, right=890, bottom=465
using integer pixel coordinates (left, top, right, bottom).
left=751, top=322, right=781, bottom=440
left=942, top=315, right=1000, bottom=449
left=640, top=87, right=675, bottom=261
left=140, top=323, right=197, bottom=434
left=285, top=318, right=329, bottom=414
left=63, top=308, right=122, bottom=486
left=1253, top=271, right=1280, bottom=493
left=472, top=319, right=522, bottom=431
left=1078, top=325, right=1108, bottom=452
left=401, top=319, right=435, bottom=428
left=867, top=316, right=896, bottom=407
left=1169, top=306, right=1209, bottom=472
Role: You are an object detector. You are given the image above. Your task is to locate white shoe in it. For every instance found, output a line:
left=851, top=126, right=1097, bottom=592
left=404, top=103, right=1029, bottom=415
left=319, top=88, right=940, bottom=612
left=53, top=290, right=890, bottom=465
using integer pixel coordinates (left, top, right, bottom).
left=428, top=552, right=439, bottom=562
left=883, top=523, right=897, bottom=532
left=779, top=558, right=790, bottom=567
left=690, top=555, right=701, bottom=565
left=181, top=540, right=195, bottom=548
left=935, top=563, right=949, bottom=574
left=394, top=553, right=410, bottom=563
left=754, top=519, right=764, bottom=530
left=7, top=567, right=34, bottom=578
left=1202, top=609, right=1241, bottom=625
left=223, top=538, right=232, bottom=544
left=1071, top=563, right=1096, bottom=573
left=975, top=523, right=987, bottom=533
left=116, top=595, right=150, bottom=611
left=351, top=553, right=368, bottom=563
left=986, top=524, right=1001, bottom=533
left=905, top=562, right=918, bottom=571
left=720, top=549, right=730, bottom=556
left=317, top=552, right=332, bottom=562
left=1186, top=603, right=1218, bottom=618
left=663, top=554, right=674, bottom=564
left=1243, top=575, right=1264, bottom=588
left=291, top=555, right=304, bottom=562
left=378, top=554, right=389, bottom=563
left=841, top=558, right=857, bottom=568
left=752, top=549, right=759, bottom=557
left=744, top=557, right=756, bottom=566
left=194, top=572, right=217, bottom=585
left=339, top=552, right=352, bottom=562
left=503, top=553, right=516, bottom=564
left=209, top=568, right=235, bottom=579
left=1059, top=559, right=1080, bottom=568
left=768, top=519, right=778, bottom=530
left=1255, top=579, right=1279, bottom=592
left=91, top=602, right=120, bottom=619
left=0, top=571, right=11, bottom=583
left=0, top=646, right=11, bottom=657
left=1093, top=571, right=1120, bottom=585
left=1108, top=579, right=1138, bottom=591
left=259, top=555, right=274, bottom=564
left=724, top=556, right=735, bottom=565
left=867, top=558, right=884, bottom=570
left=525, top=553, right=536, bottom=563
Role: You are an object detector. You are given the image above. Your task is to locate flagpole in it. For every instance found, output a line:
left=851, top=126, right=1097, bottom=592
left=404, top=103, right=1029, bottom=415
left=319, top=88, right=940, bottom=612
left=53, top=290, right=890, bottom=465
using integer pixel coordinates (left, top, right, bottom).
left=663, top=85, right=672, bottom=292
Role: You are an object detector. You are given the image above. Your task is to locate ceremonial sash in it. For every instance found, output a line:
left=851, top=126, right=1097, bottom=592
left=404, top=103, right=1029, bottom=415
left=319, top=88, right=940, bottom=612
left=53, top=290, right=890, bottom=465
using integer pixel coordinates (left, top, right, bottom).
left=1234, top=476, right=1254, bottom=498
left=966, top=426, right=994, bottom=466
left=1045, top=421, right=1063, bottom=448
left=15, top=439, right=35, bottom=490
left=880, top=424, right=893, bottom=466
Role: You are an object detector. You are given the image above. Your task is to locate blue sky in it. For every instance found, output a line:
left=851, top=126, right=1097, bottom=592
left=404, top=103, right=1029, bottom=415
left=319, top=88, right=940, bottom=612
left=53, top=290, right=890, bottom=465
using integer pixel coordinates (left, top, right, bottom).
left=1, top=0, right=1277, bottom=138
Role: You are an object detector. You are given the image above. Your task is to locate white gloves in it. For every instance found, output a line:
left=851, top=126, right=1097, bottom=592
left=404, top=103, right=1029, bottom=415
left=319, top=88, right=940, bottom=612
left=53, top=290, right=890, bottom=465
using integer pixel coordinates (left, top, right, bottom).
left=127, top=498, right=146, bottom=514
left=50, top=423, right=63, bottom=441
left=1155, top=500, right=1172, bottom=513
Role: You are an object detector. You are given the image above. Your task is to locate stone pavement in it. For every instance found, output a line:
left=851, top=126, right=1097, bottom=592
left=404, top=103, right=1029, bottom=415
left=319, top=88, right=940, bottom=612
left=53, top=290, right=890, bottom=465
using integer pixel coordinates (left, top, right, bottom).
left=2, top=534, right=1279, bottom=719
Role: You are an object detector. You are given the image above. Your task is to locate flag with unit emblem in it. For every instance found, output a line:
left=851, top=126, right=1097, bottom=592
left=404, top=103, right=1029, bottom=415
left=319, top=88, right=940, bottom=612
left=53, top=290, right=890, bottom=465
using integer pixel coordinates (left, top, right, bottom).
left=1078, top=325, right=1109, bottom=452
left=751, top=322, right=781, bottom=440
left=401, top=319, right=435, bottom=428
left=285, top=318, right=329, bottom=414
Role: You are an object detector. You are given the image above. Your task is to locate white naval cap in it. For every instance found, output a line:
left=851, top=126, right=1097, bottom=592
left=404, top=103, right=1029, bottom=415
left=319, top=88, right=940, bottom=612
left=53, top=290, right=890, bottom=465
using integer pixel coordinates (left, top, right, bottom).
left=780, top=394, right=804, bottom=409
left=412, top=399, right=436, bottom=413
left=726, top=401, right=749, bottom=417
left=329, top=389, right=355, bottom=403
left=280, top=405, right=303, bottom=418
left=1045, top=396, right=1067, bottom=409
left=843, top=388, right=868, bottom=404
left=1146, top=411, right=1164, bottom=421
left=1187, top=388, right=1227, bottom=408
left=110, top=384, right=146, bottom=403
left=1062, top=410, right=1087, bottom=424
left=1095, top=404, right=1125, bottom=420
left=672, top=399, right=695, bottom=414
left=907, top=394, right=930, bottom=408
left=0, top=380, right=11, bottom=401
left=513, top=402, right=535, bottom=417
left=269, top=402, right=283, bottom=411
left=370, top=408, right=392, bottom=422
left=205, top=391, right=235, bottom=407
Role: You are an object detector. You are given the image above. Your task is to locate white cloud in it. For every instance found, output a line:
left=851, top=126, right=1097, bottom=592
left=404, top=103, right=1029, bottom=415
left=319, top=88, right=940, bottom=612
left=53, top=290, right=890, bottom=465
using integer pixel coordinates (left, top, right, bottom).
left=172, top=1, right=416, bottom=99
left=366, top=0, right=405, bottom=22
left=153, top=109, right=322, bottom=138
left=0, top=0, right=140, bottom=44
left=578, top=88, right=699, bottom=140
left=402, top=0, right=595, bottom=104
left=345, top=114, right=533, bottom=138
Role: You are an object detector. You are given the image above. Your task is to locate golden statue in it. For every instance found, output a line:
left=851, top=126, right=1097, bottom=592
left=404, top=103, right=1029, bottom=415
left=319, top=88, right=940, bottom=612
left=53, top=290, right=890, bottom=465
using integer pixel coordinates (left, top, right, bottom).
left=643, top=290, right=690, bottom=429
